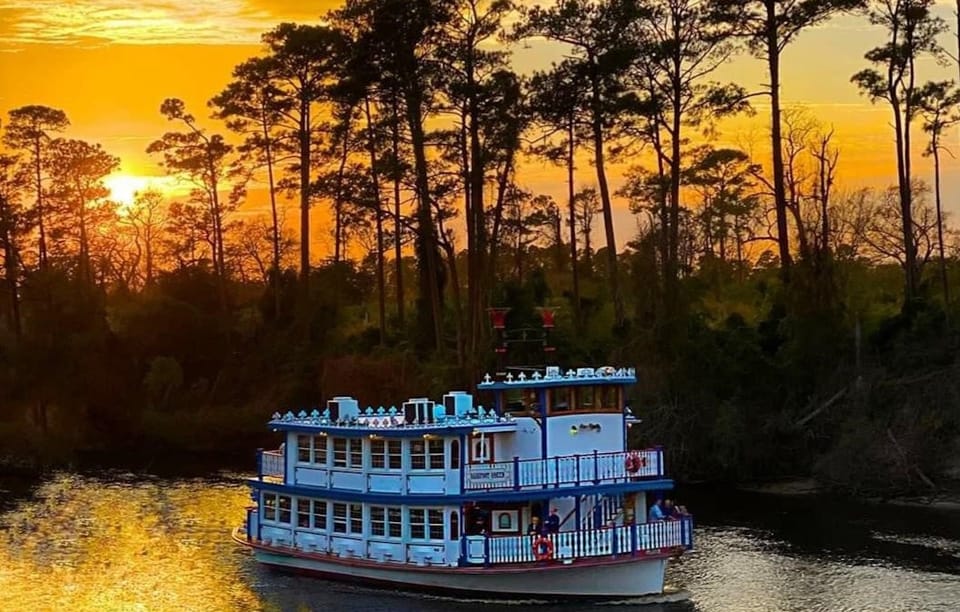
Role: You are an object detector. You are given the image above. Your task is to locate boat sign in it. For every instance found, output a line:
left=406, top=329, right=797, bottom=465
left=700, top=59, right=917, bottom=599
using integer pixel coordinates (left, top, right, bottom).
left=465, top=466, right=512, bottom=488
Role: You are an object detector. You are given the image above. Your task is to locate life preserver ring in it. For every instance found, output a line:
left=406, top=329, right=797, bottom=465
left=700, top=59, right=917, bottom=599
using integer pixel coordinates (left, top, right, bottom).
left=532, top=536, right=554, bottom=560
left=625, top=451, right=647, bottom=473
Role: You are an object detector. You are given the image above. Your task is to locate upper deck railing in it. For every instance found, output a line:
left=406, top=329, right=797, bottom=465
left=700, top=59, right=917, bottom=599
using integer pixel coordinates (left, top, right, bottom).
left=259, top=449, right=284, bottom=479
left=464, top=448, right=664, bottom=491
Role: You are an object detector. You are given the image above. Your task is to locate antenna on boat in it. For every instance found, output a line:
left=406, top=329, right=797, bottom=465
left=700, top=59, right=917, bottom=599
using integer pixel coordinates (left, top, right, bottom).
left=486, top=306, right=557, bottom=378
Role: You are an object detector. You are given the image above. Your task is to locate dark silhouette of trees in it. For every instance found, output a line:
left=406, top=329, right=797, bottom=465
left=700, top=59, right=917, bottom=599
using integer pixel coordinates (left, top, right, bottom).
left=711, top=0, right=865, bottom=278
left=0, top=152, right=30, bottom=338
left=852, top=0, right=945, bottom=304
left=3, top=106, right=70, bottom=270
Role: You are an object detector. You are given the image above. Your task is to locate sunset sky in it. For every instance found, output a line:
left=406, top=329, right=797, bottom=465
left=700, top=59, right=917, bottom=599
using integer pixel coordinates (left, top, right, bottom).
left=1, top=1, right=959, bottom=254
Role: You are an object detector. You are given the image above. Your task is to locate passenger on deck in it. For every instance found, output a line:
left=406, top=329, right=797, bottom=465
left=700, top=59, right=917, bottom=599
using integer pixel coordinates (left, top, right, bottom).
left=545, top=508, right=560, bottom=534
left=648, top=499, right=666, bottom=521
left=663, top=499, right=676, bottom=520
left=526, top=516, right=543, bottom=535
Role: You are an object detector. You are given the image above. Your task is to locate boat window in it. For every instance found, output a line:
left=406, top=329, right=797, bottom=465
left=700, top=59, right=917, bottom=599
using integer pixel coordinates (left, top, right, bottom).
left=297, top=435, right=311, bottom=463
left=350, top=503, right=363, bottom=534
left=277, top=496, right=292, bottom=524
left=370, top=506, right=402, bottom=538
left=504, top=388, right=538, bottom=415
left=311, top=500, right=327, bottom=531
left=472, top=437, right=491, bottom=463
left=332, top=502, right=361, bottom=534
left=599, top=385, right=619, bottom=410
left=370, top=439, right=386, bottom=468
left=333, top=438, right=347, bottom=468
left=297, top=499, right=311, bottom=528
left=262, top=492, right=278, bottom=522
left=312, top=435, right=327, bottom=464
left=550, top=387, right=571, bottom=414
left=411, top=438, right=445, bottom=470
left=449, top=439, right=460, bottom=469
left=578, top=386, right=596, bottom=411
left=409, top=508, right=444, bottom=540
left=387, top=440, right=402, bottom=469
left=349, top=439, right=363, bottom=468
left=332, top=502, right=347, bottom=533
left=450, top=511, right=459, bottom=540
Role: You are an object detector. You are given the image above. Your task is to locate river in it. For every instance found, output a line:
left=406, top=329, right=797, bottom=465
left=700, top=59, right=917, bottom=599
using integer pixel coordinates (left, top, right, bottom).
left=0, top=469, right=958, bottom=611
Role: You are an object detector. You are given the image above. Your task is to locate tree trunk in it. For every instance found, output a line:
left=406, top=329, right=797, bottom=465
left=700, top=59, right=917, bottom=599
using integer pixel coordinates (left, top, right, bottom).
left=766, top=6, right=792, bottom=277
left=364, top=96, right=387, bottom=345
left=333, top=118, right=352, bottom=265
left=467, top=50, right=486, bottom=363
left=567, top=117, right=581, bottom=332
left=902, top=51, right=919, bottom=303
left=34, top=139, right=48, bottom=270
left=262, top=115, right=282, bottom=318
left=298, top=101, right=312, bottom=290
left=588, top=54, right=623, bottom=326
left=391, top=95, right=405, bottom=326
left=667, top=10, right=683, bottom=306
left=404, top=83, right=443, bottom=352
left=932, top=142, right=949, bottom=311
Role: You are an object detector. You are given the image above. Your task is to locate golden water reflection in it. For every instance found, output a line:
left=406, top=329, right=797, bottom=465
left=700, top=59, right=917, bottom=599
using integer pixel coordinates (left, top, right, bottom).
left=0, top=472, right=260, bottom=611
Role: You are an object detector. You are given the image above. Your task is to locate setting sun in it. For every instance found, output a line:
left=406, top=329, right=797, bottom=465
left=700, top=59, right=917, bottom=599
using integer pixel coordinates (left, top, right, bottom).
left=104, top=174, right=158, bottom=208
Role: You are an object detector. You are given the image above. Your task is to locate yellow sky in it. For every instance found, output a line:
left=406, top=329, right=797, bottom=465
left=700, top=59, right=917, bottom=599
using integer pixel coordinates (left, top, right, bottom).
left=1, top=2, right=959, bottom=254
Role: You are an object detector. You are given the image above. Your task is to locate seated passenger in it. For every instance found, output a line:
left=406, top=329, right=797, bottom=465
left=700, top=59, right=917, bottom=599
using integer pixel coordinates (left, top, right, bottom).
left=526, top=515, right=543, bottom=535
left=545, top=508, right=560, bottom=534
left=663, top=499, right=677, bottom=520
left=648, top=499, right=666, bottom=521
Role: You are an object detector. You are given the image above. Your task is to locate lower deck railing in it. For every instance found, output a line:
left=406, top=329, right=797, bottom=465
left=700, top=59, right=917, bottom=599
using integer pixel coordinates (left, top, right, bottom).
left=470, top=517, right=692, bottom=566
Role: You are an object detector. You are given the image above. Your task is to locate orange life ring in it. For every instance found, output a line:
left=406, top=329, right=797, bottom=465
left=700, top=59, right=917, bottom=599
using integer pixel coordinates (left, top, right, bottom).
left=532, top=536, right=554, bottom=560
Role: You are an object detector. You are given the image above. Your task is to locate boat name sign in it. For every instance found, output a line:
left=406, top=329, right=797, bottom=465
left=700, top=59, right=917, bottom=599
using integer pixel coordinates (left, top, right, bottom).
left=465, top=466, right=511, bottom=487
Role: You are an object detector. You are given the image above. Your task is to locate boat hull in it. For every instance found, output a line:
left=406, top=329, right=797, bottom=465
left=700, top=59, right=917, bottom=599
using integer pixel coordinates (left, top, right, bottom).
left=246, top=545, right=670, bottom=598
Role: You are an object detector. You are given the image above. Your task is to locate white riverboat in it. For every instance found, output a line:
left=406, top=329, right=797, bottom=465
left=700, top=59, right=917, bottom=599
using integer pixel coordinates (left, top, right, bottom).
left=233, top=364, right=694, bottom=599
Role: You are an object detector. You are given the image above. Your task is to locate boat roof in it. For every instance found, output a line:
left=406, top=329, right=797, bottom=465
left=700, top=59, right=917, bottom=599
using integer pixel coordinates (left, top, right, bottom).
left=268, top=408, right=518, bottom=437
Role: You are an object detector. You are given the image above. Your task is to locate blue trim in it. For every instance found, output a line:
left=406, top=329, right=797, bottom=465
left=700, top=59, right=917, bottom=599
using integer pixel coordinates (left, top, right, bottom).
left=458, top=433, right=466, bottom=491
left=248, top=478, right=675, bottom=505
left=269, top=423, right=514, bottom=437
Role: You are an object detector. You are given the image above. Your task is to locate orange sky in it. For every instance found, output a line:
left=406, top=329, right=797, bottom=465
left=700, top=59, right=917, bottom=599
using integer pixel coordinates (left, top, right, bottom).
left=1, top=2, right=959, bottom=255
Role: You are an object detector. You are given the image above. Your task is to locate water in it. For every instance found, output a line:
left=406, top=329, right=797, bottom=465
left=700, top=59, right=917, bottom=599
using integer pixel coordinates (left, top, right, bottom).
left=1, top=470, right=958, bottom=611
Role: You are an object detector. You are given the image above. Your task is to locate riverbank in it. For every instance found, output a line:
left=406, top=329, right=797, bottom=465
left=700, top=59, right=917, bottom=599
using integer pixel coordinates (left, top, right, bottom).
left=733, top=477, right=960, bottom=510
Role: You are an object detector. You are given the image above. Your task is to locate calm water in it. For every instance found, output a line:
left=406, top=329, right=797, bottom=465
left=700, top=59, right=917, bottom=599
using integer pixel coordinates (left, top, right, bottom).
left=1, top=470, right=958, bottom=612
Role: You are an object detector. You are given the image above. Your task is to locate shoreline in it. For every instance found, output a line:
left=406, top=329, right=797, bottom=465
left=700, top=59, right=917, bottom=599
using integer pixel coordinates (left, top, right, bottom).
left=731, top=477, right=960, bottom=510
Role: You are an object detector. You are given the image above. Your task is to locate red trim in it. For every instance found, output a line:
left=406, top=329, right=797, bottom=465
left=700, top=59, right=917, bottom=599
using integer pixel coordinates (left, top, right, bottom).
left=232, top=528, right=683, bottom=575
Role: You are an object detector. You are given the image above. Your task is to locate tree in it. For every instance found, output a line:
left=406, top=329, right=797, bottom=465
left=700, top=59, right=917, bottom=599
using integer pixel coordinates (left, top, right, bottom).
left=124, top=188, right=168, bottom=287
left=147, top=98, right=240, bottom=308
left=261, top=23, right=345, bottom=290
left=46, top=138, right=120, bottom=284
left=684, top=146, right=762, bottom=274
left=631, top=0, right=748, bottom=304
left=516, top=0, right=646, bottom=326
left=851, top=0, right=946, bottom=304
left=0, top=153, right=31, bottom=338
left=211, top=56, right=293, bottom=317
left=710, top=0, right=864, bottom=277
left=918, top=80, right=960, bottom=310
left=574, top=187, right=602, bottom=272
left=528, top=61, right=587, bottom=330
left=3, top=105, right=70, bottom=269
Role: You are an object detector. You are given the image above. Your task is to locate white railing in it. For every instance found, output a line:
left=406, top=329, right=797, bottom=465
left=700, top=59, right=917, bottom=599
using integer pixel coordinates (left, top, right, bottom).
left=484, top=517, right=691, bottom=565
left=259, top=449, right=284, bottom=479
left=464, top=448, right=664, bottom=491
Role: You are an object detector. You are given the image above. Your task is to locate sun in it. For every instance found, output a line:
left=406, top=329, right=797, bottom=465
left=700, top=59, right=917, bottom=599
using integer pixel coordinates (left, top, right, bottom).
left=104, top=174, right=156, bottom=208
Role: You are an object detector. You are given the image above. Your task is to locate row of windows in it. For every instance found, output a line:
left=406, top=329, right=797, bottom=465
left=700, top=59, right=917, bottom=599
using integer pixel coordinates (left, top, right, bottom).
left=504, top=385, right=621, bottom=415
left=263, top=493, right=449, bottom=540
left=295, top=436, right=464, bottom=470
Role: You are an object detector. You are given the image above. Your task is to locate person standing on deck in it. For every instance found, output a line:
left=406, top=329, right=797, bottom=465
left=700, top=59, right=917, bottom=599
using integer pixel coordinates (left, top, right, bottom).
left=545, top=508, right=560, bottom=534
left=649, top=499, right=666, bottom=521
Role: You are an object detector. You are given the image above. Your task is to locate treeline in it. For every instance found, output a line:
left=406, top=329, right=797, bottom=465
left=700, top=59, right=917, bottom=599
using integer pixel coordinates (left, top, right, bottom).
left=1, top=0, right=958, bottom=494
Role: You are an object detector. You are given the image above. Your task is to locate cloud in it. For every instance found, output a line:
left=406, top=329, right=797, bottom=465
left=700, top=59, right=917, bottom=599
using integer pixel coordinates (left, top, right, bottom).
left=0, top=0, right=339, bottom=48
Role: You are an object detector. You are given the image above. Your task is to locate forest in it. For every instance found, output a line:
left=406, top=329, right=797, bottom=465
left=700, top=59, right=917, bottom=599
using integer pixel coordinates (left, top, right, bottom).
left=1, top=0, right=958, bottom=496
